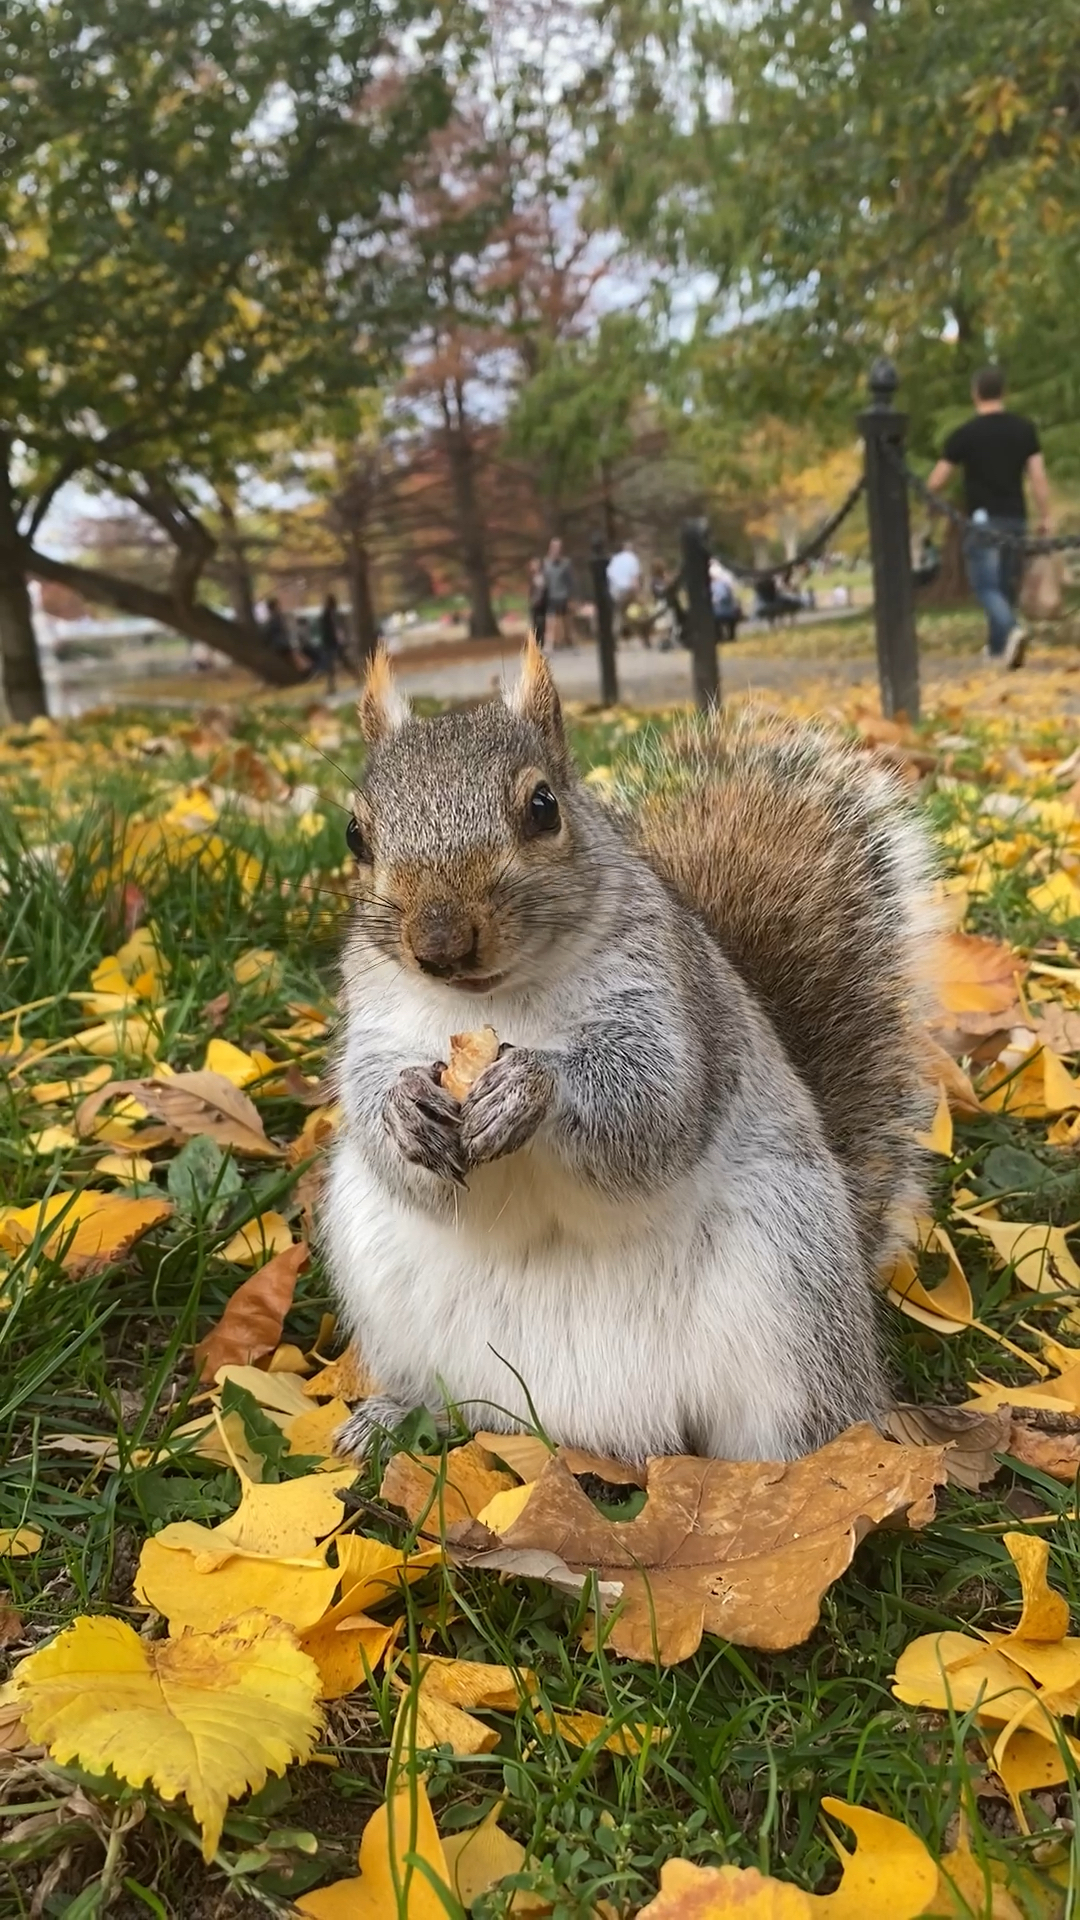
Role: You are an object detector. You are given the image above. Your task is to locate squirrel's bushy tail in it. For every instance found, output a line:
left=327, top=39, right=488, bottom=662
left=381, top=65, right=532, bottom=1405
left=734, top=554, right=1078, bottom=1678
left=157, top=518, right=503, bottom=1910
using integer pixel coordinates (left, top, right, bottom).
left=631, top=712, right=939, bottom=1269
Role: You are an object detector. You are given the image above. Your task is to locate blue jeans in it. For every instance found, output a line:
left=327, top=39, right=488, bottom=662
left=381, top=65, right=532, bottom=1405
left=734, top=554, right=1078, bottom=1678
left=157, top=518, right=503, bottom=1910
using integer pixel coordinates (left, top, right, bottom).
left=963, top=516, right=1025, bottom=655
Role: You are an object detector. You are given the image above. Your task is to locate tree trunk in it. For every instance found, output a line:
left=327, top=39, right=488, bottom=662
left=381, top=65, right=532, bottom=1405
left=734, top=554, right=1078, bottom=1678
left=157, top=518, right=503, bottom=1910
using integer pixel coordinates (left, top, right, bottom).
left=917, top=519, right=967, bottom=606
left=26, top=550, right=302, bottom=684
left=346, top=536, right=380, bottom=665
left=0, top=463, right=47, bottom=722
left=443, top=387, right=500, bottom=639
left=216, top=496, right=258, bottom=628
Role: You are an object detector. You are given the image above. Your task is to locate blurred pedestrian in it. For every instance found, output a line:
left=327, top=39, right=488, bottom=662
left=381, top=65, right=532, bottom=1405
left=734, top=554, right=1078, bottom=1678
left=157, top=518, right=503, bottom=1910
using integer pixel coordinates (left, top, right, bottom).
left=927, top=366, right=1051, bottom=670
left=527, top=557, right=547, bottom=651
left=542, top=538, right=575, bottom=650
left=606, top=539, right=641, bottom=639
left=317, top=591, right=347, bottom=694
left=263, top=597, right=306, bottom=674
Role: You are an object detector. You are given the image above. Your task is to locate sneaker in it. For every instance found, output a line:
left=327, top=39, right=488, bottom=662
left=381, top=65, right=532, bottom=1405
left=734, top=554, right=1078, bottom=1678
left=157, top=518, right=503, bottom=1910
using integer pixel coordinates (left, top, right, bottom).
left=1002, top=624, right=1029, bottom=671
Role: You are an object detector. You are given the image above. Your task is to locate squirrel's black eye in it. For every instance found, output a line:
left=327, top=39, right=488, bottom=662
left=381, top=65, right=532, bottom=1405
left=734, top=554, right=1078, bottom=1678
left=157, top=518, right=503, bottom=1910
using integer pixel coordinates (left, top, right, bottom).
left=346, top=817, right=369, bottom=862
left=527, top=783, right=560, bottom=835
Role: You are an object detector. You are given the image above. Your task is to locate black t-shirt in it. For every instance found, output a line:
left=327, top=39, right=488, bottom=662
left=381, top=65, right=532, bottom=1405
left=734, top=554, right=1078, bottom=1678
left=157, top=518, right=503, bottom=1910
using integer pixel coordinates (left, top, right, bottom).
left=941, top=411, right=1040, bottom=520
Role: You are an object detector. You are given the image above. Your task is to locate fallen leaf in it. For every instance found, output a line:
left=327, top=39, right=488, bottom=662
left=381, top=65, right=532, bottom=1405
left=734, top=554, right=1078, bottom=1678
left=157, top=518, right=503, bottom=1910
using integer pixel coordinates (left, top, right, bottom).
left=194, top=1241, right=309, bottom=1381
left=885, top=1221, right=974, bottom=1336
left=1030, top=870, right=1080, bottom=921
left=995, top=1531, right=1070, bottom=1644
left=96, top=1152, right=153, bottom=1183
left=135, top=1536, right=339, bottom=1633
left=203, top=1037, right=279, bottom=1089
left=287, top=1103, right=340, bottom=1165
left=381, top=1442, right=516, bottom=1530
left=933, top=934, right=1023, bottom=1018
left=284, top=1398, right=352, bottom=1466
left=0, top=1593, right=24, bottom=1646
left=27, top=1124, right=78, bottom=1155
left=982, top=1044, right=1080, bottom=1118
left=441, top=1026, right=499, bottom=1101
left=27, top=1063, right=113, bottom=1105
left=75, top=1014, right=161, bottom=1060
left=77, top=1071, right=283, bottom=1159
left=1007, top=1420, right=1080, bottom=1483
left=960, top=1215, right=1080, bottom=1296
left=299, top=1611, right=399, bottom=1701
left=637, top=1859, right=812, bottom=1917
left=0, top=1528, right=41, bottom=1559
left=219, top=1210, right=295, bottom=1265
left=538, top=1707, right=668, bottom=1756
left=394, top=1678, right=500, bottom=1756
left=0, top=1191, right=172, bottom=1274
left=304, top=1345, right=380, bottom=1402
left=201, top=990, right=231, bottom=1028
left=811, top=1799, right=939, bottom=1918
left=467, top=1427, right=945, bottom=1662
left=893, top=1630, right=1044, bottom=1727
left=477, top=1482, right=538, bottom=1533
left=151, top=1465, right=356, bottom=1566
left=213, top=1364, right=312, bottom=1418
left=268, top=1342, right=312, bottom=1374
left=442, top=1803, right=528, bottom=1905
left=475, top=1430, right=555, bottom=1482
left=8, top=1612, right=320, bottom=1860
left=296, top=1779, right=451, bottom=1918
left=319, top=1534, right=441, bottom=1630
left=233, top=947, right=282, bottom=990
left=883, top=1404, right=1010, bottom=1491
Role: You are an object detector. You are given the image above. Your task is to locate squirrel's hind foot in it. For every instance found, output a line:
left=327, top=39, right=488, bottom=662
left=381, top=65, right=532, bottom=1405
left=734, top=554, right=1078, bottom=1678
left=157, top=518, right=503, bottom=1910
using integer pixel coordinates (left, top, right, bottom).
left=335, top=1395, right=418, bottom=1462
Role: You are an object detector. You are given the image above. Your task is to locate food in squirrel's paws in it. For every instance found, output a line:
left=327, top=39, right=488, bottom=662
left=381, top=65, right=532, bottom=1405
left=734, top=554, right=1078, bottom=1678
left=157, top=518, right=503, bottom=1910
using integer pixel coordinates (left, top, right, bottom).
left=440, top=1027, right=499, bottom=1102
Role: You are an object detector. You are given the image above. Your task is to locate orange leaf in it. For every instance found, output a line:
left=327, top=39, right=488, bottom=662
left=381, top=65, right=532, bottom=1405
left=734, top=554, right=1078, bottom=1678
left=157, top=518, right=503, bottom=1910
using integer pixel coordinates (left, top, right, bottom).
left=194, top=1242, right=310, bottom=1383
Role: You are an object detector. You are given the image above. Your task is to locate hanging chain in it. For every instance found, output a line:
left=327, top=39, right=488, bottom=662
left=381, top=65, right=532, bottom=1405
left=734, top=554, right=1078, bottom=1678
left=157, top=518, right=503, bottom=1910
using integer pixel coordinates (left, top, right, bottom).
left=882, top=438, right=1080, bottom=555
left=710, top=474, right=867, bottom=585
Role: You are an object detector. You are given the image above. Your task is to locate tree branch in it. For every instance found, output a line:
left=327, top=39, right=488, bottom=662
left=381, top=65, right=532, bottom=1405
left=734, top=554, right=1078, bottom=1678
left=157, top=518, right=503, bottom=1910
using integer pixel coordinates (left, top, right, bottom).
left=25, top=549, right=301, bottom=686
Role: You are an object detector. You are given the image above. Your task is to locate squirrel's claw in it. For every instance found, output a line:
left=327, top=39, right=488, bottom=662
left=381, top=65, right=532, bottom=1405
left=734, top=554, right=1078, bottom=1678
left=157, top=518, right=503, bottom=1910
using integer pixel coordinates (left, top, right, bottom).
left=383, top=1065, right=468, bottom=1185
left=460, top=1048, right=554, bottom=1166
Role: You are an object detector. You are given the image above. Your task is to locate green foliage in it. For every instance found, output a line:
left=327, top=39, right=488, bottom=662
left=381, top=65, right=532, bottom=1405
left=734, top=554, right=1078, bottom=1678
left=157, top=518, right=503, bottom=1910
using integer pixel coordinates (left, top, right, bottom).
left=0, top=0, right=451, bottom=526
left=506, top=313, right=656, bottom=504
left=593, top=0, right=1080, bottom=467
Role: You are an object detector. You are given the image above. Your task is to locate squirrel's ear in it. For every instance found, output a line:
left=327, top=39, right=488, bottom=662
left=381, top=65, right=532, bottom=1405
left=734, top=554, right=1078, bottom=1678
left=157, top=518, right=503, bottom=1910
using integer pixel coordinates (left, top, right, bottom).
left=507, top=637, right=568, bottom=772
left=358, top=646, right=411, bottom=745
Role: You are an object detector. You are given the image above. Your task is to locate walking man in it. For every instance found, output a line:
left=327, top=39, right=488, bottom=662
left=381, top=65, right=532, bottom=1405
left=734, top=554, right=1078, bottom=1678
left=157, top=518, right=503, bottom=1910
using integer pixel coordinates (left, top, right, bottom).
left=927, top=367, right=1051, bottom=670
left=542, top=538, right=575, bottom=650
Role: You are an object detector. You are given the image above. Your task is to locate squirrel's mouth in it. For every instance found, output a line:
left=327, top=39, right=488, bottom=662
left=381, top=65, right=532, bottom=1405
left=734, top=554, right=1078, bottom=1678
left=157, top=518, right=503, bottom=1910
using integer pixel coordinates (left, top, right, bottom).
left=452, top=972, right=505, bottom=995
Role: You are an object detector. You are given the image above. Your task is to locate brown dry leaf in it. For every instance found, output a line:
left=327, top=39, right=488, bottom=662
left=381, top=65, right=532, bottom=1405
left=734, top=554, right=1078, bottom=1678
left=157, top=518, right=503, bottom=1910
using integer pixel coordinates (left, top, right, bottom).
left=475, top=1430, right=556, bottom=1482
left=77, top=1071, right=283, bottom=1159
left=193, top=1241, right=309, bottom=1383
left=463, top=1426, right=946, bottom=1663
left=304, top=1345, right=380, bottom=1403
left=200, top=990, right=231, bottom=1029
left=884, top=1404, right=1010, bottom=1491
left=1007, top=1420, right=1080, bottom=1483
left=440, top=1027, right=499, bottom=1101
left=920, top=1039, right=982, bottom=1114
left=380, top=1442, right=516, bottom=1529
left=0, top=1592, right=24, bottom=1648
left=932, top=933, right=1024, bottom=1018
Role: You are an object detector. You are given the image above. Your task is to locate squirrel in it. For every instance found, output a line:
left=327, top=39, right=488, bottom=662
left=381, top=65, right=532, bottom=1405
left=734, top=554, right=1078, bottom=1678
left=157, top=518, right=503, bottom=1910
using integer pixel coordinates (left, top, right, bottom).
left=323, top=639, right=937, bottom=1465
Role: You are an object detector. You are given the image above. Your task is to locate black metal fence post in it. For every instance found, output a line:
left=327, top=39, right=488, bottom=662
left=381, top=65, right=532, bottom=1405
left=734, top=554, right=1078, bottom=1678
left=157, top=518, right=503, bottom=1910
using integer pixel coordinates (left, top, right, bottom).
left=681, top=518, right=718, bottom=709
left=859, top=357, right=919, bottom=721
left=590, top=534, right=619, bottom=707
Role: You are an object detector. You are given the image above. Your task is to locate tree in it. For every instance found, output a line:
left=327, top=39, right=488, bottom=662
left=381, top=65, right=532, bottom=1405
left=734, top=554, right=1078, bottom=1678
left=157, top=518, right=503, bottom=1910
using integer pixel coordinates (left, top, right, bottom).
left=591, top=0, right=1080, bottom=461
left=0, top=0, right=449, bottom=718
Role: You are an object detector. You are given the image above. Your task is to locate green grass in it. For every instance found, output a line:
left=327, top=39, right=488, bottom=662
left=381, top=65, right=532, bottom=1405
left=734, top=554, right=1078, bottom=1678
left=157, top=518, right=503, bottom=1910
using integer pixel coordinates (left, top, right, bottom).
left=2, top=692, right=1080, bottom=1917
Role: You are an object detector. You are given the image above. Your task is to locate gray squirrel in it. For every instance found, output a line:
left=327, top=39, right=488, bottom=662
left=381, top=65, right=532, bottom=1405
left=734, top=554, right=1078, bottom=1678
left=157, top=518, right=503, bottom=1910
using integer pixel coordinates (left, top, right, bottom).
left=323, top=640, right=936, bottom=1464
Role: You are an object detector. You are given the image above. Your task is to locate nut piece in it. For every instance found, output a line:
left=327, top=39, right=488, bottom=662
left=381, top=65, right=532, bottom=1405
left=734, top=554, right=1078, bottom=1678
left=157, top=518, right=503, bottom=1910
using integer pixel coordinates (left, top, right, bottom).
left=440, top=1027, right=500, bottom=1102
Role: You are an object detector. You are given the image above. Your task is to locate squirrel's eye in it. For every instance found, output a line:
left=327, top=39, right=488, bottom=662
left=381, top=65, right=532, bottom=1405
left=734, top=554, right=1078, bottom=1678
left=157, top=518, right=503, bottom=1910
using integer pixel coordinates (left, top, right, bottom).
left=527, top=784, right=560, bottom=835
left=346, top=817, right=370, bottom=862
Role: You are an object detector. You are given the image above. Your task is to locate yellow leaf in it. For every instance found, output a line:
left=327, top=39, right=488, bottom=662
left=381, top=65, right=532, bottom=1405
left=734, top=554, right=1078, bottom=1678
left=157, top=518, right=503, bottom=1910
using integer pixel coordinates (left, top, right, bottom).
left=638, top=1859, right=812, bottom=1917
left=933, top=1841, right=1026, bottom=1920
left=152, top=1467, right=356, bottom=1567
left=1030, top=870, right=1080, bottom=921
left=934, top=933, right=1022, bottom=1015
left=914, top=1084, right=953, bottom=1155
left=284, top=1398, right=352, bottom=1467
left=0, top=1192, right=172, bottom=1273
left=1000, top=1531, right=1070, bottom=1643
left=96, top=1153, right=154, bottom=1183
left=213, top=1364, right=313, bottom=1417
left=299, top=1612, right=399, bottom=1701
left=982, top=1044, right=1080, bottom=1118
left=296, top=1780, right=451, bottom=1918
left=538, top=1707, right=668, bottom=1756
left=28, top=1064, right=113, bottom=1105
left=960, top=1215, right=1080, bottom=1295
left=320, top=1534, right=441, bottom=1630
left=135, top=1535, right=338, bottom=1633
left=9, top=1612, right=320, bottom=1860
left=0, top=1528, right=42, bottom=1557
left=304, top=1346, right=381, bottom=1402
left=893, top=1631, right=1039, bottom=1725
left=220, top=1211, right=295, bottom=1265
left=394, top=1681, right=499, bottom=1756
left=28, top=1126, right=78, bottom=1154
left=233, top=948, right=282, bottom=990
left=75, top=1015, right=160, bottom=1060
left=475, top=1430, right=555, bottom=1481
left=885, top=1221, right=972, bottom=1334
left=442, top=1804, right=528, bottom=1904
left=477, top=1482, right=537, bottom=1533
left=808, top=1799, right=939, bottom=1917
left=203, top=1038, right=280, bottom=1091
left=268, top=1343, right=312, bottom=1374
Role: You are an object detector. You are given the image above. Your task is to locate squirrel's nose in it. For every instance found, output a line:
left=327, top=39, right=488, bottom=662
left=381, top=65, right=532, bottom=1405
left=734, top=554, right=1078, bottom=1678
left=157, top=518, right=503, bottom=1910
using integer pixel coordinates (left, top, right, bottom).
left=407, top=901, right=480, bottom=976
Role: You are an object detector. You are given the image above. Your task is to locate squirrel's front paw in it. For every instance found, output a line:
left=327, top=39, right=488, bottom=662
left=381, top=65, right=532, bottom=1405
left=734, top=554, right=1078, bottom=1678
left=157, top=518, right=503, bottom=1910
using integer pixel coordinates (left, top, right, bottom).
left=460, top=1046, right=554, bottom=1166
left=383, top=1065, right=467, bottom=1184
